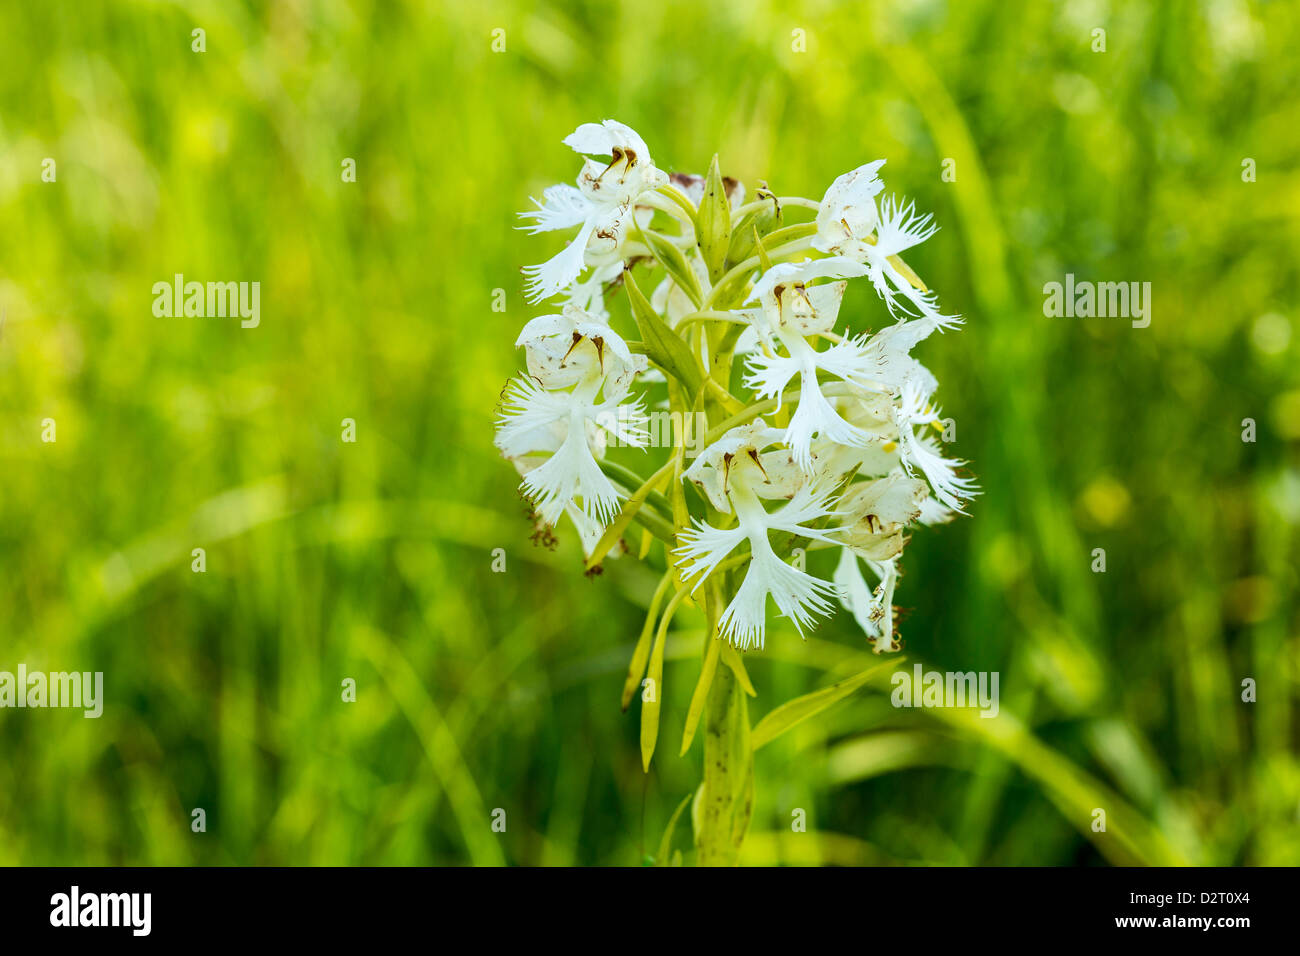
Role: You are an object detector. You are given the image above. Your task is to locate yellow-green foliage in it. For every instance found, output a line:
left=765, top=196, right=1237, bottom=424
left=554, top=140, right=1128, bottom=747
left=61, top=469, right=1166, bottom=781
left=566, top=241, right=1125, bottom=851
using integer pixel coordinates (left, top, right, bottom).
left=1, top=0, right=1297, bottom=865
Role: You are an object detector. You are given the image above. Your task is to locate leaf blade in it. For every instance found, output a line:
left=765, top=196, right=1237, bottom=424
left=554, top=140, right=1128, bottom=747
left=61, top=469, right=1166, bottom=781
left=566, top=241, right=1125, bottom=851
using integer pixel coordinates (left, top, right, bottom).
left=751, top=659, right=901, bottom=750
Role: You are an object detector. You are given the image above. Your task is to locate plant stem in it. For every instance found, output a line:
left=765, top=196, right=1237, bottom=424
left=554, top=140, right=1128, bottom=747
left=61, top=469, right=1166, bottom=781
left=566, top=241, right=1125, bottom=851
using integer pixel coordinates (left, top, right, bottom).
left=695, top=661, right=754, bottom=865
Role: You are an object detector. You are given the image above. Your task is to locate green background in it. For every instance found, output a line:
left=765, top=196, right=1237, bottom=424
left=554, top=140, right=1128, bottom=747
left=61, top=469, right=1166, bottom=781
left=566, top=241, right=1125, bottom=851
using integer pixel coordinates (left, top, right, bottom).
left=1, top=0, right=1297, bottom=865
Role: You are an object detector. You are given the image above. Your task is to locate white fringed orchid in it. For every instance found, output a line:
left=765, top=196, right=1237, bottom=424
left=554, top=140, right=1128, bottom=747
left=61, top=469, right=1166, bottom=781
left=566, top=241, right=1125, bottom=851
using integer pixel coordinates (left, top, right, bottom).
left=519, top=120, right=669, bottom=303
left=814, top=162, right=962, bottom=334
left=830, top=472, right=930, bottom=652
left=739, top=261, right=883, bottom=471
left=501, top=121, right=975, bottom=664
left=495, top=304, right=649, bottom=526
left=501, top=122, right=980, bottom=843
left=894, top=380, right=978, bottom=512
left=676, top=423, right=841, bottom=649
left=834, top=552, right=902, bottom=653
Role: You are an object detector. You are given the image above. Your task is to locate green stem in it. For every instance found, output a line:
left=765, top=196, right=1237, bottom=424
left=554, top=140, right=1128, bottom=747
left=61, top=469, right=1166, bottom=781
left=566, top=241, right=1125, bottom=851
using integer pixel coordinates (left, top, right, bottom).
left=730, top=196, right=821, bottom=220
left=695, top=662, right=754, bottom=866
left=704, top=236, right=819, bottom=309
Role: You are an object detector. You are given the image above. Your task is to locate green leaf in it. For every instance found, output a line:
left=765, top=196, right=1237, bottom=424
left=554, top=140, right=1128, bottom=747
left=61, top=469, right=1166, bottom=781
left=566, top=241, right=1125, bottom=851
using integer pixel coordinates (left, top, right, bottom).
left=637, top=222, right=704, bottom=310
left=622, top=571, right=674, bottom=711
left=721, top=641, right=757, bottom=697
left=641, top=586, right=689, bottom=772
left=639, top=628, right=666, bottom=772
left=751, top=659, right=901, bottom=750
left=696, top=154, right=732, bottom=283
left=596, top=459, right=673, bottom=521
left=725, top=211, right=758, bottom=262
left=759, top=220, right=816, bottom=249
left=754, top=226, right=773, bottom=273
left=655, top=790, right=695, bottom=867
left=680, top=634, right=722, bottom=755
left=625, top=274, right=703, bottom=398
left=655, top=183, right=699, bottom=226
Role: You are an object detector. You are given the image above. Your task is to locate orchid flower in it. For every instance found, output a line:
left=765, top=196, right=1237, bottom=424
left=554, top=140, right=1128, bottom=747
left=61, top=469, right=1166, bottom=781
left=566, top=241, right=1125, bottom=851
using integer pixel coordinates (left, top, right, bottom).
left=894, top=380, right=979, bottom=512
left=813, top=162, right=962, bottom=336
left=675, top=423, right=841, bottom=649
left=501, top=126, right=975, bottom=662
left=519, top=120, right=668, bottom=303
left=495, top=305, right=649, bottom=525
left=833, top=552, right=902, bottom=653
left=739, top=261, right=884, bottom=470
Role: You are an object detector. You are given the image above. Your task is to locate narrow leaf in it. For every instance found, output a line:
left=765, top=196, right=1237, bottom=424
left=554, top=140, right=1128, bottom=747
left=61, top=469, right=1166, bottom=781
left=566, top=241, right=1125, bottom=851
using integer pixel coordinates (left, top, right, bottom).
left=655, top=791, right=695, bottom=867
left=696, top=154, right=732, bottom=283
left=621, top=571, right=673, bottom=711
left=625, top=274, right=703, bottom=397
left=641, top=586, right=689, bottom=771
left=680, top=635, right=722, bottom=755
left=721, top=641, right=757, bottom=697
left=587, top=458, right=675, bottom=572
left=637, top=221, right=704, bottom=309
left=751, top=659, right=900, bottom=750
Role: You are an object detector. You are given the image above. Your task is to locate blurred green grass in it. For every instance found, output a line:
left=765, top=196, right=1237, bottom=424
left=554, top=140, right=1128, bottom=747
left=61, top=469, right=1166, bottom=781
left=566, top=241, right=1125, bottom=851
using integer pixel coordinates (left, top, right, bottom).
left=1, top=0, right=1297, bottom=865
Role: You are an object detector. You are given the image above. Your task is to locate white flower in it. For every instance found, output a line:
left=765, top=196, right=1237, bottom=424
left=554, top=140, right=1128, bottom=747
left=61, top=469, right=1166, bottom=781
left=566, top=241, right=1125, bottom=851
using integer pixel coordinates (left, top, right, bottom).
left=837, top=472, right=929, bottom=560
left=511, top=457, right=625, bottom=560
left=496, top=373, right=648, bottom=526
left=832, top=474, right=930, bottom=652
left=833, top=551, right=902, bottom=653
left=814, top=163, right=961, bottom=335
left=514, top=302, right=641, bottom=391
left=894, top=380, right=978, bottom=512
left=676, top=423, right=841, bottom=649
left=815, top=161, right=886, bottom=248
left=496, top=304, right=649, bottom=526
left=499, top=134, right=975, bottom=656
left=739, top=262, right=885, bottom=471
left=519, top=120, right=668, bottom=303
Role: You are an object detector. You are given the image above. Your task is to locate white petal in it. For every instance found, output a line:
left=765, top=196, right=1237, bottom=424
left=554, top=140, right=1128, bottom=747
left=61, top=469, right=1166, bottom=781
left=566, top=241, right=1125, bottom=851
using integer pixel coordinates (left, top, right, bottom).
left=783, top=369, right=866, bottom=470
left=833, top=548, right=877, bottom=637
left=676, top=521, right=748, bottom=588
left=916, top=495, right=957, bottom=526
left=495, top=377, right=573, bottom=457
left=873, top=194, right=938, bottom=257
left=743, top=350, right=801, bottom=403
left=816, top=161, right=886, bottom=247
left=563, top=120, right=651, bottom=161
left=833, top=551, right=900, bottom=652
left=814, top=336, right=877, bottom=385
left=515, top=312, right=569, bottom=347
left=521, top=413, right=623, bottom=525
left=523, top=218, right=596, bottom=303
left=901, top=432, right=978, bottom=512
left=719, top=541, right=838, bottom=649
left=517, top=184, right=592, bottom=234
left=762, top=483, right=840, bottom=539
left=592, top=395, right=650, bottom=448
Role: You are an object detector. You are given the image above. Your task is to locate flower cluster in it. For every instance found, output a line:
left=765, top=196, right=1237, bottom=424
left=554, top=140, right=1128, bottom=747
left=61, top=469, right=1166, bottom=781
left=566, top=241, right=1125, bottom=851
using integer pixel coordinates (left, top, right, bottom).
left=496, top=120, right=976, bottom=653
